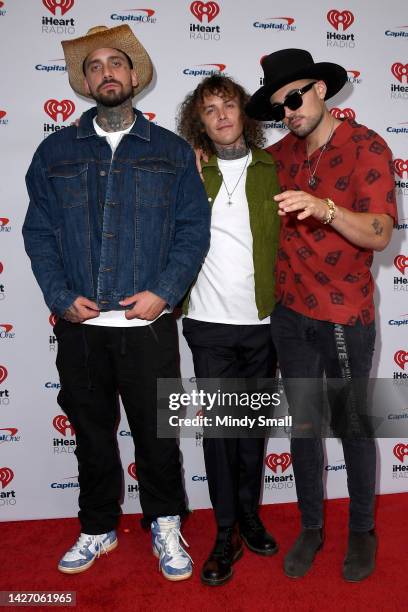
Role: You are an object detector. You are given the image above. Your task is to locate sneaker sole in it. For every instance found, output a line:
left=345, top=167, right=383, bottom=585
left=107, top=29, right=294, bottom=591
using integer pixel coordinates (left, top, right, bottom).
left=200, top=546, right=244, bottom=587
left=241, top=534, right=279, bottom=556
left=58, top=538, right=118, bottom=574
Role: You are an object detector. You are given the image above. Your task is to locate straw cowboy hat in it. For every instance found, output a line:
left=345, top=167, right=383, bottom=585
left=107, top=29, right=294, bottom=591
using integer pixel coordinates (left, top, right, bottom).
left=62, top=24, right=153, bottom=98
left=246, top=48, right=347, bottom=121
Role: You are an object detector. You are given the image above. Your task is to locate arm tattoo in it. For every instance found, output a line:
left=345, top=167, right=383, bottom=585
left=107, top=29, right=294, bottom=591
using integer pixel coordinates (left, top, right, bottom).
left=372, top=218, right=384, bottom=236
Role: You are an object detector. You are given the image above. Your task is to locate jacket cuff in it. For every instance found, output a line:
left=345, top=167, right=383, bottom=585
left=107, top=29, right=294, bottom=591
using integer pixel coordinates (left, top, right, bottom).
left=50, top=289, right=79, bottom=317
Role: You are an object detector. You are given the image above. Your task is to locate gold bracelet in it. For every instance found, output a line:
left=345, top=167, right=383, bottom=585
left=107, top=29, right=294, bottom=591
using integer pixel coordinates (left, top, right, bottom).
left=322, top=198, right=337, bottom=225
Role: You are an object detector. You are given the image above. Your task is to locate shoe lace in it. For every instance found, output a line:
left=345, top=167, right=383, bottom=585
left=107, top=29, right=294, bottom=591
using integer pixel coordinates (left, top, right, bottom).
left=243, top=512, right=264, bottom=533
left=213, top=528, right=233, bottom=558
left=72, top=533, right=110, bottom=559
left=158, top=527, right=193, bottom=569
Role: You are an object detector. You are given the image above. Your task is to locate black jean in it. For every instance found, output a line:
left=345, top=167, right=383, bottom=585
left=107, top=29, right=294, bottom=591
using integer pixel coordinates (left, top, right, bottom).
left=54, top=314, right=187, bottom=534
left=183, top=318, right=277, bottom=528
left=270, top=304, right=376, bottom=532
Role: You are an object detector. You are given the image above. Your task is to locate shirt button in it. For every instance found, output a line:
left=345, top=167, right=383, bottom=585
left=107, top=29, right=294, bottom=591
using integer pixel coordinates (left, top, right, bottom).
left=100, top=170, right=106, bottom=176
left=208, top=197, right=213, bottom=203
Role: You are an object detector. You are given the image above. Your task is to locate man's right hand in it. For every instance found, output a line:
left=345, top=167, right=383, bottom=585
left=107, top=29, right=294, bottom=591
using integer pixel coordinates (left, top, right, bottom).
left=63, top=296, right=100, bottom=323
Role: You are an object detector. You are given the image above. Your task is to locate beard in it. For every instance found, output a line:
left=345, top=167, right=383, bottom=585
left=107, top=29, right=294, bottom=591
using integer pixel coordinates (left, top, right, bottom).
left=286, top=109, right=324, bottom=138
left=92, top=81, right=133, bottom=108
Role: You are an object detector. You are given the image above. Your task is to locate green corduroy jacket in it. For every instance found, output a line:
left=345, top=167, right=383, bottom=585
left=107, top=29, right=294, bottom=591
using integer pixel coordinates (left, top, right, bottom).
left=182, top=147, right=280, bottom=320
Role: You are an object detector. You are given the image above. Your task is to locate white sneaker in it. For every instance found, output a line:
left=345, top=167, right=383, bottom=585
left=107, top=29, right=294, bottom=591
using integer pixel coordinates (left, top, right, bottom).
left=58, top=530, right=118, bottom=574
left=151, top=516, right=193, bottom=581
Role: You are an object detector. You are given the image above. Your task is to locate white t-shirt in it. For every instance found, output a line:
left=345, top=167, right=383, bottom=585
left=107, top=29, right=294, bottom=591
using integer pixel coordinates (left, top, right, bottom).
left=187, top=152, right=268, bottom=325
left=84, top=118, right=167, bottom=327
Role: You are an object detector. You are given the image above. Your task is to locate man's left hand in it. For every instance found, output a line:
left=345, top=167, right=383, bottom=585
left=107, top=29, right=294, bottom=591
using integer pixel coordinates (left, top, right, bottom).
left=119, top=291, right=167, bottom=320
left=274, top=190, right=329, bottom=222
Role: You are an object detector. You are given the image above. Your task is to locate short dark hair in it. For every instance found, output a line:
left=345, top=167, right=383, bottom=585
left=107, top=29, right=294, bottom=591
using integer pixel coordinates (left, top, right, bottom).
left=176, top=75, right=265, bottom=156
left=82, top=48, right=133, bottom=75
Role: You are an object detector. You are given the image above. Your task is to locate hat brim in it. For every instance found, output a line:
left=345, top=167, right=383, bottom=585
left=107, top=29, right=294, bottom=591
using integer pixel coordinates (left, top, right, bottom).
left=62, top=25, right=153, bottom=99
left=246, top=62, right=347, bottom=121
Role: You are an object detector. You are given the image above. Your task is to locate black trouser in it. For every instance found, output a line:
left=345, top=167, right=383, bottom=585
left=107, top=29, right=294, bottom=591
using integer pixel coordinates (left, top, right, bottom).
left=54, top=314, right=187, bottom=534
left=183, top=319, right=277, bottom=528
left=270, top=304, right=376, bottom=532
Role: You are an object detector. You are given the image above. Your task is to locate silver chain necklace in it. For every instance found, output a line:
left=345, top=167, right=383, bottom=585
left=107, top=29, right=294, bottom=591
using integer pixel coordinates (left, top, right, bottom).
left=306, top=120, right=335, bottom=187
left=220, top=152, right=250, bottom=205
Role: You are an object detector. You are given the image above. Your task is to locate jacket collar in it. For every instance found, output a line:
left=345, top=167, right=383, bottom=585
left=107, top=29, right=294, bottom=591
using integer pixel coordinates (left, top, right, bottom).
left=202, top=147, right=275, bottom=169
left=76, top=107, right=151, bottom=141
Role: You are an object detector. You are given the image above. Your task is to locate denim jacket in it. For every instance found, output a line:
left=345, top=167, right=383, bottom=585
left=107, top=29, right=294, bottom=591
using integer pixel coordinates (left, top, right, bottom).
left=23, top=108, right=210, bottom=316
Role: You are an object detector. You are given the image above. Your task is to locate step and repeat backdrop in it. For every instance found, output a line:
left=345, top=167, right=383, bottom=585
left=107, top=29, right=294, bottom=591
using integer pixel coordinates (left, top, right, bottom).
left=0, top=0, right=407, bottom=521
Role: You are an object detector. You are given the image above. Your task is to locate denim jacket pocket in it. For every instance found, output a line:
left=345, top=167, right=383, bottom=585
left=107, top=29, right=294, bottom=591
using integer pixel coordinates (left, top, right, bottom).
left=133, top=158, right=176, bottom=207
left=48, top=162, right=88, bottom=208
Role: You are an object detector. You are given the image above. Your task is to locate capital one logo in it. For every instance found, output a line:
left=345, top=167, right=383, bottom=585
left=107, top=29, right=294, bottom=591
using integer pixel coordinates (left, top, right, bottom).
left=327, top=9, right=354, bottom=31
left=53, top=415, right=75, bottom=436
left=265, top=452, right=292, bottom=473
left=0, top=2, right=4, bottom=8
left=44, top=99, right=75, bottom=122
left=42, top=0, right=74, bottom=16
left=0, top=218, right=9, bottom=227
left=142, top=112, right=156, bottom=122
left=0, top=110, right=6, bottom=120
left=190, top=1, right=220, bottom=23
left=0, top=467, right=14, bottom=489
left=391, top=63, right=408, bottom=84
left=330, top=107, right=356, bottom=120
left=0, top=324, right=12, bottom=333
left=393, top=443, right=408, bottom=462
left=0, top=365, right=8, bottom=384
left=128, top=463, right=138, bottom=480
left=394, top=254, right=408, bottom=275
left=0, top=262, right=3, bottom=274
left=49, top=313, right=58, bottom=327
left=394, top=159, right=408, bottom=178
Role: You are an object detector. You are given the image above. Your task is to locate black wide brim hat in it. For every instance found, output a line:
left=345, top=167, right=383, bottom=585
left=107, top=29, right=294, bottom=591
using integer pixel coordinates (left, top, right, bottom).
left=246, top=48, right=347, bottom=121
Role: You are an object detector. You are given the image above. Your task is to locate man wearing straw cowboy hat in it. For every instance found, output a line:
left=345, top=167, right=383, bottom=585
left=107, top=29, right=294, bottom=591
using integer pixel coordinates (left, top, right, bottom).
left=246, top=49, right=397, bottom=582
left=23, top=25, right=209, bottom=580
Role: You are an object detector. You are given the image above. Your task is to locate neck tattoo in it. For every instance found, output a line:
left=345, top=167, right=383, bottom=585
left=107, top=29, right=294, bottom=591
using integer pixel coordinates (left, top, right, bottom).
left=306, top=119, right=335, bottom=187
left=215, top=138, right=248, bottom=160
left=96, top=99, right=135, bottom=133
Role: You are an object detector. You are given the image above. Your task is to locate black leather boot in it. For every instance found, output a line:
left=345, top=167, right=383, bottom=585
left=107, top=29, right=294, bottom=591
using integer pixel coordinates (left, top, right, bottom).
left=201, top=525, right=243, bottom=586
left=239, top=511, right=278, bottom=556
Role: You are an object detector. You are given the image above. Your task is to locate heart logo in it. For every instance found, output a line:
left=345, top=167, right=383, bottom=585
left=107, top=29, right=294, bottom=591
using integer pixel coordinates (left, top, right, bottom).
left=0, top=467, right=14, bottom=489
left=391, top=63, right=408, bottom=83
left=393, top=159, right=408, bottom=178
left=128, top=463, right=138, bottom=480
left=330, top=107, right=356, bottom=120
left=53, top=415, right=75, bottom=437
left=44, top=99, right=75, bottom=122
left=42, top=0, right=74, bottom=16
left=393, top=443, right=408, bottom=462
left=0, top=365, right=8, bottom=384
left=49, top=313, right=58, bottom=327
left=265, top=452, right=292, bottom=473
left=394, top=350, right=408, bottom=371
left=327, top=9, right=354, bottom=31
left=394, top=254, right=408, bottom=275
left=190, top=1, right=220, bottom=23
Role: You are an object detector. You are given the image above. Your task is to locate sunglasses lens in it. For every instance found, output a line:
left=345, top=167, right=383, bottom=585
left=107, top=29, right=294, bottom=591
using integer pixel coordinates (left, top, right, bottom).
left=270, top=104, right=285, bottom=122
left=285, top=91, right=303, bottom=111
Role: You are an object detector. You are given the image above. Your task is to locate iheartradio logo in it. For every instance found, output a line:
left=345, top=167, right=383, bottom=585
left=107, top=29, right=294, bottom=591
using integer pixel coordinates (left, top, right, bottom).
left=391, top=63, right=408, bottom=84
left=394, top=254, right=408, bottom=275
left=44, top=99, right=75, bottom=122
left=393, top=443, right=408, bottom=462
left=49, top=313, right=58, bottom=327
left=43, top=0, right=74, bottom=16
left=0, top=365, right=8, bottom=384
left=128, top=463, right=138, bottom=480
left=53, top=415, right=75, bottom=437
left=394, top=350, right=408, bottom=371
left=0, top=466, right=14, bottom=489
left=190, top=1, right=220, bottom=23
left=394, top=159, right=408, bottom=178
left=265, top=452, right=292, bottom=473
left=327, top=9, right=354, bottom=31
left=330, top=107, right=356, bottom=120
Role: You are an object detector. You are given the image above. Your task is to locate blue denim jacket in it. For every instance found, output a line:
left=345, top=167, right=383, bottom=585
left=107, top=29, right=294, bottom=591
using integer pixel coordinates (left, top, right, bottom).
left=23, top=108, right=210, bottom=316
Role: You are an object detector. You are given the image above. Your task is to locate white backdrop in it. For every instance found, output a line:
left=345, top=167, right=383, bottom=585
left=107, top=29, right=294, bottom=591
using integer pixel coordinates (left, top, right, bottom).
left=0, top=0, right=407, bottom=521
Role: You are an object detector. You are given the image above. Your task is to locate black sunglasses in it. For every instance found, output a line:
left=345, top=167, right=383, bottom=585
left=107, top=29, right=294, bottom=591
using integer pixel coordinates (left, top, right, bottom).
left=269, top=82, right=317, bottom=122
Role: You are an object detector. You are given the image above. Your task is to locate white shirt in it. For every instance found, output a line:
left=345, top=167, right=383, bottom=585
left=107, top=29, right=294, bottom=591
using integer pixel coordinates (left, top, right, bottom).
left=187, top=152, right=268, bottom=325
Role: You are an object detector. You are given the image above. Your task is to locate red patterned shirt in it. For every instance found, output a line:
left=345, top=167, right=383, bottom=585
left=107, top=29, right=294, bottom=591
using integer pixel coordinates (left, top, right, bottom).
left=267, top=119, right=397, bottom=325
